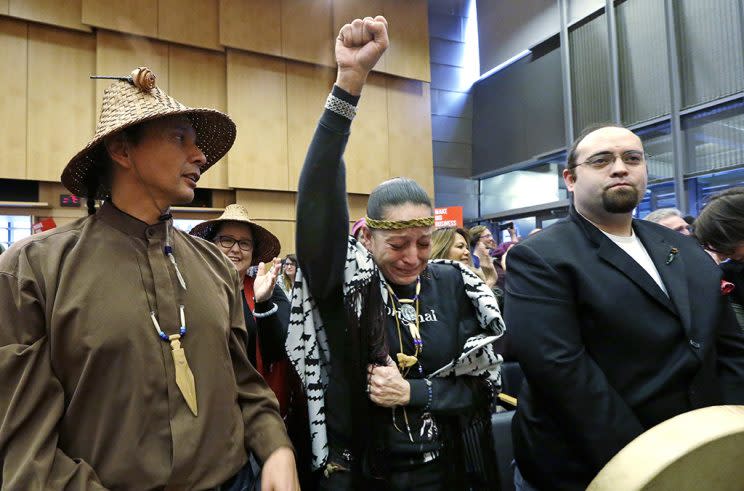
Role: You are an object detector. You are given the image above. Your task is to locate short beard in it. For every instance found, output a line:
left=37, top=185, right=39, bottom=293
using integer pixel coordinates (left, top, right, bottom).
left=602, top=186, right=639, bottom=213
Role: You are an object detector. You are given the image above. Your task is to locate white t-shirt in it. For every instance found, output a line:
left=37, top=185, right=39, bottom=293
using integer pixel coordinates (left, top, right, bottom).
left=600, top=228, right=669, bottom=296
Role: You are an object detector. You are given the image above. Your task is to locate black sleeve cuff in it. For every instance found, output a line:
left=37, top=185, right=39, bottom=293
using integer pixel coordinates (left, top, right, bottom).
left=408, top=379, right=429, bottom=407
left=332, top=84, right=360, bottom=105
left=254, top=300, right=273, bottom=313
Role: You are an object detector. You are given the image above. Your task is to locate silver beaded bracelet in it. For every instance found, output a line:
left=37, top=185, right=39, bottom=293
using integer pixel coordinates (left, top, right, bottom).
left=253, top=302, right=278, bottom=318
left=325, top=93, right=357, bottom=120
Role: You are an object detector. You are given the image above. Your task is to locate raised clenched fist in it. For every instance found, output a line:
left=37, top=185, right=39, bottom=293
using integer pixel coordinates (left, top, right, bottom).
left=335, top=15, right=389, bottom=95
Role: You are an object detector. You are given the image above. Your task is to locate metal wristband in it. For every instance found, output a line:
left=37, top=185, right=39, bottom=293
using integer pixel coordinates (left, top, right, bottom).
left=325, top=93, right=357, bottom=120
left=253, top=302, right=278, bottom=318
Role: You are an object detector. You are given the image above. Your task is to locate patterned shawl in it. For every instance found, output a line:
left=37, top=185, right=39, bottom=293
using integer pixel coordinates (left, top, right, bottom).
left=286, top=237, right=505, bottom=470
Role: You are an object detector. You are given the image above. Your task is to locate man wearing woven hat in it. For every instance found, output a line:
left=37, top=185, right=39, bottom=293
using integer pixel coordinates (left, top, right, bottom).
left=0, top=68, right=298, bottom=490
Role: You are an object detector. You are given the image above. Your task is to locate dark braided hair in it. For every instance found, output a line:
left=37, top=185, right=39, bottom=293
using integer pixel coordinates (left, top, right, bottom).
left=367, top=177, right=432, bottom=221
left=85, top=144, right=108, bottom=216
left=86, top=165, right=99, bottom=215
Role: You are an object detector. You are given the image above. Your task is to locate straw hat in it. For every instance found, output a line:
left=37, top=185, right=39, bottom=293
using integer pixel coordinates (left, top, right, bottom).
left=190, top=204, right=281, bottom=265
left=61, top=67, right=236, bottom=198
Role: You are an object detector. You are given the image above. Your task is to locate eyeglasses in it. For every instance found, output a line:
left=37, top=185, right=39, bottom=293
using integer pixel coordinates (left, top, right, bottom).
left=215, top=235, right=253, bottom=252
left=577, top=151, right=646, bottom=169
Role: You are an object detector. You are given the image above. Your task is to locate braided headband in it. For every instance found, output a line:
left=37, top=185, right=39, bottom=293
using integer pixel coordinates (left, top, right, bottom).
left=365, top=216, right=435, bottom=230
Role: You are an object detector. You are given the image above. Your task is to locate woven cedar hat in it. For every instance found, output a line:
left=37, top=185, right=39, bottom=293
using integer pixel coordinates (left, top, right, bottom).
left=190, top=204, right=281, bottom=265
left=61, top=67, right=236, bottom=198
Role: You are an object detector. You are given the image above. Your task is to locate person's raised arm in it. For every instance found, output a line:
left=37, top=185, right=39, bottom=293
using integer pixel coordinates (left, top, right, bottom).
left=296, top=16, right=388, bottom=299
left=252, top=259, right=290, bottom=363
left=256, top=284, right=291, bottom=364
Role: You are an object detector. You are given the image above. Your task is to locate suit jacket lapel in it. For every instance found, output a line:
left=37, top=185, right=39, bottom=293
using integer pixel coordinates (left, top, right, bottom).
left=635, top=222, right=693, bottom=338
left=570, top=208, right=679, bottom=316
left=597, top=238, right=680, bottom=316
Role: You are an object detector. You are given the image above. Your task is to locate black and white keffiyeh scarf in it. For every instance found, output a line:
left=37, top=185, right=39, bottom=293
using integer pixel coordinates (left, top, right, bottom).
left=286, top=237, right=505, bottom=470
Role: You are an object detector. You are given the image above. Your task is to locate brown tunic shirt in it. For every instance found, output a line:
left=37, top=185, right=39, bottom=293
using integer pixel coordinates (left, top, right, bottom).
left=0, top=202, right=291, bottom=490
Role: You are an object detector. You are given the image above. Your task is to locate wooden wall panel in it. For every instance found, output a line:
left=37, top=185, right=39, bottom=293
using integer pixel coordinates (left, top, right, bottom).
left=168, top=46, right=225, bottom=110
left=219, top=0, right=281, bottom=56
left=346, top=72, right=389, bottom=194
left=0, top=17, right=27, bottom=180
left=331, top=0, right=386, bottom=72
left=95, top=30, right=170, bottom=114
left=383, top=0, right=430, bottom=82
left=168, top=45, right=228, bottom=189
left=235, top=190, right=295, bottom=220
left=286, top=62, right=334, bottom=190
left=82, top=0, right=157, bottom=38
left=387, top=78, right=434, bottom=197
left=170, top=210, right=223, bottom=221
left=226, top=49, right=288, bottom=191
left=27, top=25, right=95, bottom=182
left=158, top=0, right=221, bottom=51
left=9, top=0, right=92, bottom=32
left=0, top=0, right=433, bottom=240
left=254, top=219, right=295, bottom=255
left=211, top=189, right=236, bottom=208
left=348, top=193, right=369, bottom=223
left=281, top=0, right=333, bottom=66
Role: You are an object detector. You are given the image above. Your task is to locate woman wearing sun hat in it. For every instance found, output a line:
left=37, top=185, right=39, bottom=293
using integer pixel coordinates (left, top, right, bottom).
left=190, top=205, right=291, bottom=410
left=0, top=68, right=298, bottom=490
left=191, top=205, right=317, bottom=489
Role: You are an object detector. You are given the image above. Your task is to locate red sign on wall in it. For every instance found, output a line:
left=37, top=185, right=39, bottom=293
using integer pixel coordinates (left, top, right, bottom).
left=434, top=206, right=463, bottom=228
left=60, top=194, right=81, bottom=207
left=32, top=218, right=56, bottom=234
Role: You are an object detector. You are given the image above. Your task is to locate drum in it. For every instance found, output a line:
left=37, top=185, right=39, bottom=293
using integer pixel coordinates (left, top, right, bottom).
left=588, top=405, right=744, bottom=491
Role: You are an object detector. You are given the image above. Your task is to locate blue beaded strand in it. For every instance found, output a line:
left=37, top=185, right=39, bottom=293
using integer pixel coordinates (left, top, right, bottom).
left=150, top=306, right=187, bottom=342
left=155, top=327, right=186, bottom=341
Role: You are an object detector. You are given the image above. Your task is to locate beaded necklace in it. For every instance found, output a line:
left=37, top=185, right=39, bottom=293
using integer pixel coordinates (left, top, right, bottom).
left=386, top=276, right=423, bottom=442
left=136, top=212, right=198, bottom=416
left=386, top=277, right=423, bottom=377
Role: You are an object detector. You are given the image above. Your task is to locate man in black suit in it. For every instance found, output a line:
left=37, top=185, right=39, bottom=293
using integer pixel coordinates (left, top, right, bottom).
left=505, top=124, right=744, bottom=491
